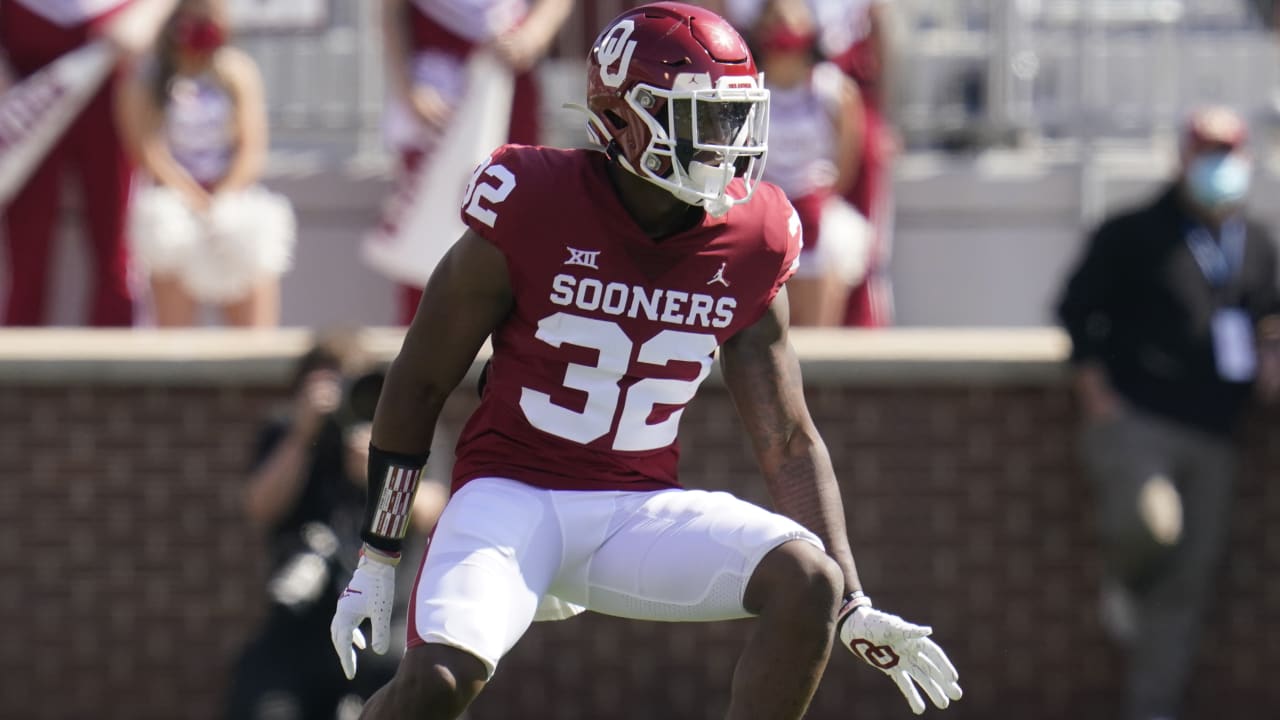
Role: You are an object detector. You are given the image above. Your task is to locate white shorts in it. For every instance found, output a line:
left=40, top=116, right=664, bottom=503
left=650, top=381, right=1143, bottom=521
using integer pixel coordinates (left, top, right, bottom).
left=407, top=477, right=823, bottom=677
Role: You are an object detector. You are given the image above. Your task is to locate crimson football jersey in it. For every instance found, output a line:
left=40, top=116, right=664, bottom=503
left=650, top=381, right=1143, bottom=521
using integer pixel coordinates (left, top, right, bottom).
left=451, top=144, right=802, bottom=493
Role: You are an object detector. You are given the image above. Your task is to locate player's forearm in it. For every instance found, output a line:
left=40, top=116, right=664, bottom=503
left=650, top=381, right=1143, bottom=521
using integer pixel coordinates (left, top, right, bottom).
left=371, top=232, right=512, bottom=456
left=764, top=434, right=862, bottom=594
left=369, top=355, right=452, bottom=456
left=362, top=355, right=454, bottom=553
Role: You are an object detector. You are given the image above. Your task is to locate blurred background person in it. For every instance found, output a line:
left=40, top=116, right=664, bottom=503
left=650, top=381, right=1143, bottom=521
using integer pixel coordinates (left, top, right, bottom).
left=826, top=0, right=897, bottom=328
left=1056, top=106, right=1280, bottom=720
left=226, top=331, right=447, bottom=720
left=118, top=0, right=295, bottom=327
left=706, top=0, right=899, bottom=327
left=0, top=0, right=139, bottom=326
left=750, top=0, right=869, bottom=326
left=368, top=0, right=573, bottom=325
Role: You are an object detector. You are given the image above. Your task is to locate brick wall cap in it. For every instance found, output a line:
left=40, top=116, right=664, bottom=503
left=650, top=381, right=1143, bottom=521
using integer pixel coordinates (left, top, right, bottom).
left=0, top=327, right=1070, bottom=385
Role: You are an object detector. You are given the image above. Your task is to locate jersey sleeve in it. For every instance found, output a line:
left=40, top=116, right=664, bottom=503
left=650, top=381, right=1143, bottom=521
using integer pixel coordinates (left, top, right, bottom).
left=764, top=187, right=804, bottom=305
left=458, top=143, right=542, bottom=258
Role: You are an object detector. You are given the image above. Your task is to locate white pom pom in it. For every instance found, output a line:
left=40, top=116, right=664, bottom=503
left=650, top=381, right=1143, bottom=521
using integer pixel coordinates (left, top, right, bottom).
left=179, top=186, right=298, bottom=304
left=128, top=186, right=201, bottom=274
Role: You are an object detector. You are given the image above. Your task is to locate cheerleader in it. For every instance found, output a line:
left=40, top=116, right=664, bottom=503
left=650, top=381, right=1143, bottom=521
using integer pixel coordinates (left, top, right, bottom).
left=375, top=0, right=572, bottom=325
left=753, top=0, right=871, bottom=326
left=117, top=0, right=294, bottom=327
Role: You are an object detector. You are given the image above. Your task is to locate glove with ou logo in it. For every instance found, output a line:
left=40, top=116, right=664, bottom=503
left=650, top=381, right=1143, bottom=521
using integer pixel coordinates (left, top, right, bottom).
left=329, top=545, right=399, bottom=680
left=838, top=593, right=963, bottom=714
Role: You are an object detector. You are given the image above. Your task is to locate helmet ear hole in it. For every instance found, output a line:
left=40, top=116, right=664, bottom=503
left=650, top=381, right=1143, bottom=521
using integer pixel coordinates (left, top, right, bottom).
left=604, top=109, right=629, bottom=130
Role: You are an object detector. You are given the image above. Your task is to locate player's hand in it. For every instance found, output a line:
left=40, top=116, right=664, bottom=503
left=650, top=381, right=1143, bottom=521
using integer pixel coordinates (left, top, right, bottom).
left=838, top=597, right=962, bottom=714
left=330, top=545, right=399, bottom=680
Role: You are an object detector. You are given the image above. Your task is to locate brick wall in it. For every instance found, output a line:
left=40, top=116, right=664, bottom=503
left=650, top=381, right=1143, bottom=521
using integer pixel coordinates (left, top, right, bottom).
left=2, top=355, right=1279, bottom=719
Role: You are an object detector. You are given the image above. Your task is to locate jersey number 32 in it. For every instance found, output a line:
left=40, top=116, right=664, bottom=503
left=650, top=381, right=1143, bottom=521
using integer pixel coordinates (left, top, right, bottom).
left=466, top=160, right=718, bottom=453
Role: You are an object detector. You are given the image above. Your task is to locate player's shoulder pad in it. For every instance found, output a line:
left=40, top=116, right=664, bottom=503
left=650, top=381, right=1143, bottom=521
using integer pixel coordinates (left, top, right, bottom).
left=484, top=143, right=541, bottom=176
left=753, top=181, right=803, bottom=255
left=748, top=181, right=803, bottom=282
left=459, top=144, right=546, bottom=236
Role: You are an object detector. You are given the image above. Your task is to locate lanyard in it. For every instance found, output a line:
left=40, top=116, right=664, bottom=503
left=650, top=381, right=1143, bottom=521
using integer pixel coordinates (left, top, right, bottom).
left=1185, top=219, right=1245, bottom=290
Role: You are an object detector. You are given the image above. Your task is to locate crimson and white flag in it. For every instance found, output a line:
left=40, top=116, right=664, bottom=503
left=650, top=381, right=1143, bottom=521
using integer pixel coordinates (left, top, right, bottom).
left=0, top=0, right=179, bottom=206
left=362, top=50, right=514, bottom=287
left=0, top=40, right=116, bottom=206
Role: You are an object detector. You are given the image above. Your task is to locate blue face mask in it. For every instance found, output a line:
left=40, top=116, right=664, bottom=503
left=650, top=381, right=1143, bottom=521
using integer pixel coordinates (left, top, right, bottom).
left=1186, top=152, right=1251, bottom=210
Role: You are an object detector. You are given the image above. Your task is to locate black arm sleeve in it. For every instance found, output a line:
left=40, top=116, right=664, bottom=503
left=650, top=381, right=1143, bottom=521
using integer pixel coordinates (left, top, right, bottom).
left=359, top=444, right=431, bottom=554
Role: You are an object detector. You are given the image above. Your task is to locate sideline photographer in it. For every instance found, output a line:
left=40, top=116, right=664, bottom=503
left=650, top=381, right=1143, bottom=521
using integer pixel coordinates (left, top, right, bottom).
left=225, top=331, right=447, bottom=720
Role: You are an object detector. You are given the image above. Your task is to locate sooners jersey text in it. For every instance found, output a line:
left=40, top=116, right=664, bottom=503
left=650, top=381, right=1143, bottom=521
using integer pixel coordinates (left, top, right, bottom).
left=549, top=273, right=736, bottom=330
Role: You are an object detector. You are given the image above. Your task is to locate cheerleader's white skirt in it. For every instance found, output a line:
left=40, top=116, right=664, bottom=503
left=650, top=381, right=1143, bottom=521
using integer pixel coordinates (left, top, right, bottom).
left=129, top=185, right=297, bottom=304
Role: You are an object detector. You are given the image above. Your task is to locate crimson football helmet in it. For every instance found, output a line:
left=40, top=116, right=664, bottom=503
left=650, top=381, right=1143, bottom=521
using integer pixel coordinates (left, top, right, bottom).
left=582, top=2, right=769, bottom=216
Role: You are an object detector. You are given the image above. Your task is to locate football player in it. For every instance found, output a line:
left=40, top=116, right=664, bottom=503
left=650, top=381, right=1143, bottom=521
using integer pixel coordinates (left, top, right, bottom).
left=332, top=3, right=961, bottom=718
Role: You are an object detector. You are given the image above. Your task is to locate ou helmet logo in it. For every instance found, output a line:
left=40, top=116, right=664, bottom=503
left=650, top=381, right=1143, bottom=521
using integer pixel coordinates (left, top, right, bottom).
left=598, top=19, right=638, bottom=88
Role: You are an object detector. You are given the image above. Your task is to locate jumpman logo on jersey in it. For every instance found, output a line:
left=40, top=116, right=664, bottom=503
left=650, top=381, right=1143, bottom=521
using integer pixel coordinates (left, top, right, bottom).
left=565, top=247, right=601, bottom=270
left=707, top=262, right=730, bottom=288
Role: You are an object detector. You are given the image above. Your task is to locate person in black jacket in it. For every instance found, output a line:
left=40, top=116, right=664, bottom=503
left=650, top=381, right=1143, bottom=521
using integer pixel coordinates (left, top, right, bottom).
left=225, top=332, right=448, bottom=720
left=1057, top=106, right=1280, bottom=720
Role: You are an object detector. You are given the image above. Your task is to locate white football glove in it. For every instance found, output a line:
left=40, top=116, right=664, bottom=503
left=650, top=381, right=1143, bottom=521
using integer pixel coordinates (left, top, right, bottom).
left=330, top=545, right=399, bottom=680
left=838, top=594, right=962, bottom=714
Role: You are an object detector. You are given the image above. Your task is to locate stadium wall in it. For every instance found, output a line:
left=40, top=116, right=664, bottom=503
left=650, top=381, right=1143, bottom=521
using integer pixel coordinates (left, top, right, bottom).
left=1, top=328, right=1277, bottom=719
